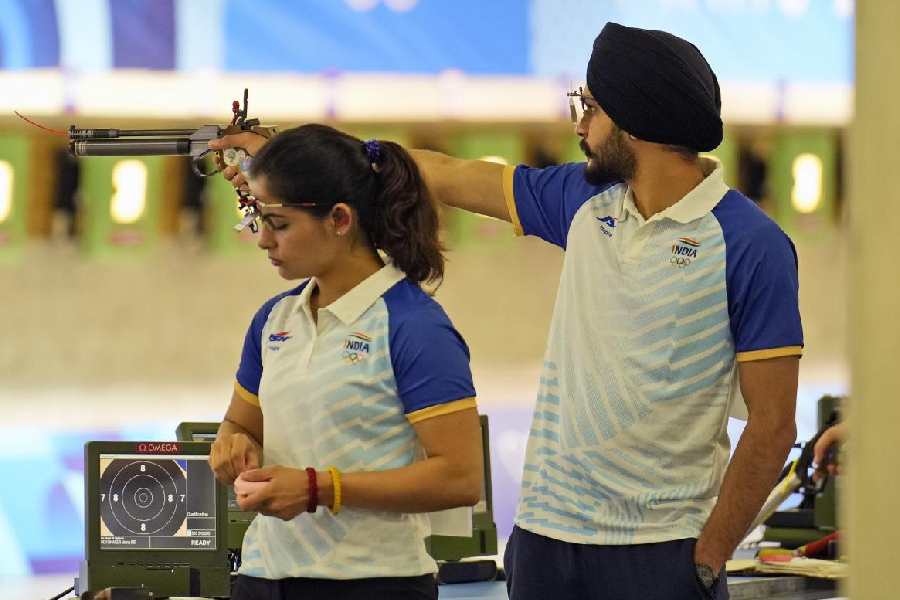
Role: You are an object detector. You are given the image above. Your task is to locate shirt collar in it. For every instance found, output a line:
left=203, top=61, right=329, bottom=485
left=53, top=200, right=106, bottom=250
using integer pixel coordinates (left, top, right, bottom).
left=296, top=277, right=318, bottom=319
left=317, top=262, right=407, bottom=325
left=622, top=189, right=643, bottom=224
left=621, top=157, right=728, bottom=225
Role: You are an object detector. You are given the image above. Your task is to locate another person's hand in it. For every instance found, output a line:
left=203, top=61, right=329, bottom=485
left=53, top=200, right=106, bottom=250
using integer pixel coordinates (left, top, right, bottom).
left=208, top=132, right=269, bottom=191
left=209, top=431, right=262, bottom=485
left=813, top=422, right=846, bottom=478
left=234, top=465, right=310, bottom=521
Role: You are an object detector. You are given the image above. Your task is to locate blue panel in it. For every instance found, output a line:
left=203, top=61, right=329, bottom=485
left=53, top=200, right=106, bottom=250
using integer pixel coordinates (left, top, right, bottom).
left=54, top=0, right=113, bottom=71
left=22, top=0, right=59, bottom=67
left=530, top=0, right=854, bottom=84
left=0, top=0, right=32, bottom=68
left=110, top=0, right=176, bottom=69
left=0, top=0, right=857, bottom=84
left=222, top=0, right=529, bottom=74
left=0, top=425, right=163, bottom=575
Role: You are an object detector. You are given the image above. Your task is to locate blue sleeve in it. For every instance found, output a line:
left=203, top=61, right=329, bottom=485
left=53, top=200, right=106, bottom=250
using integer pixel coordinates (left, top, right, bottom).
left=511, top=162, right=617, bottom=248
left=715, top=193, right=804, bottom=357
left=388, top=306, right=476, bottom=414
left=235, top=284, right=306, bottom=396
left=235, top=307, right=266, bottom=397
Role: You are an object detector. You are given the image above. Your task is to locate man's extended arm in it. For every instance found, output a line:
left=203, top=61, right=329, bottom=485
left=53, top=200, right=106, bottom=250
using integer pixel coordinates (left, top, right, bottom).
left=694, top=356, right=799, bottom=573
left=407, top=149, right=510, bottom=220
left=209, top=134, right=511, bottom=220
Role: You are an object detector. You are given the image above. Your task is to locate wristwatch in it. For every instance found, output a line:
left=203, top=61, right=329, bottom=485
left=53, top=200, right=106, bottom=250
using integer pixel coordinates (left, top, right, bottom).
left=695, top=563, right=716, bottom=590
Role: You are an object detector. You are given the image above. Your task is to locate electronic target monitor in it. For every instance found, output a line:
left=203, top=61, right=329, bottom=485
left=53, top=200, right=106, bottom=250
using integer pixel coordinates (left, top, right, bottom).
left=99, top=448, right=214, bottom=549
left=77, top=441, right=231, bottom=598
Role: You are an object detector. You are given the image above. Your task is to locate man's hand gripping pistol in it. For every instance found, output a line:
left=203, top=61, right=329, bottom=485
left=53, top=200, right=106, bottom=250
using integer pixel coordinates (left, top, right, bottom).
left=67, top=89, right=275, bottom=232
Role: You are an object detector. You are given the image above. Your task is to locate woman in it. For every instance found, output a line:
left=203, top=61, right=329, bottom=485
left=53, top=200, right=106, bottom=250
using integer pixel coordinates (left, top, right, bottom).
left=208, top=124, right=483, bottom=600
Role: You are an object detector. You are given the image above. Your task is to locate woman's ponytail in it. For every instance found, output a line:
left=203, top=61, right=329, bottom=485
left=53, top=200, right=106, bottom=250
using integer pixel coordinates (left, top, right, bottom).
left=364, top=140, right=445, bottom=285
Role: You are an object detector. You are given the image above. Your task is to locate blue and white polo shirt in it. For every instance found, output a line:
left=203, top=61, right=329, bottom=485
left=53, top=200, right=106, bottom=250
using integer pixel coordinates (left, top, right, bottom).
left=233, top=264, right=476, bottom=579
left=503, top=158, right=803, bottom=545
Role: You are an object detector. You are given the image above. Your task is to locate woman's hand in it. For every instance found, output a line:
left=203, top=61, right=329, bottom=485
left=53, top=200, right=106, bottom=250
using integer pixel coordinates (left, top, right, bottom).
left=209, top=431, right=262, bottom=485
left=235, top=465, right=313, bottom=521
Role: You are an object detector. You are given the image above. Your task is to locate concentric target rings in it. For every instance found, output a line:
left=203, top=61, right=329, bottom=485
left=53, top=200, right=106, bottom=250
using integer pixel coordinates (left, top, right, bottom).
left=99, top=459, right=187, bottom=537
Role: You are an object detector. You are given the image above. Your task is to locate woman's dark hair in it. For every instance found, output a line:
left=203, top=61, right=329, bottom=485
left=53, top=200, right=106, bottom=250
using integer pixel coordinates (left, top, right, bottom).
left=249, top=124, right=444, bottom=284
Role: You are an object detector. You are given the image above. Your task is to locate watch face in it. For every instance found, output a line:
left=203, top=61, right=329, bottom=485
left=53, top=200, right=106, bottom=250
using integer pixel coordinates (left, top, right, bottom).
left=695, top=564, right=716, bottom=588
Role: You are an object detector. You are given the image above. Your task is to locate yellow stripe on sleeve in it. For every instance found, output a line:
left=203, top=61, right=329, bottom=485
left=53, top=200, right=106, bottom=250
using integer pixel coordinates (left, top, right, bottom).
left=234, top=380, right=260, bottom=406
left=502, top=165, right=524, bottom=236
left=736, top=346, right=803, bottom=362
left=407, top=397, right=477, bottom=424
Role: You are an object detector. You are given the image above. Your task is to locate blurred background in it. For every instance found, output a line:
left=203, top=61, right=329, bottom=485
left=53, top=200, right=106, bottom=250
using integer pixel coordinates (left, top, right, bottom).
left=0, top=0, right=852, bottom=581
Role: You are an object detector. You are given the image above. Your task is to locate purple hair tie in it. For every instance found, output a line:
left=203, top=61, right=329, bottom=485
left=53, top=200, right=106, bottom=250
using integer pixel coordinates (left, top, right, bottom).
left=363, top=139, right=382, bottom=170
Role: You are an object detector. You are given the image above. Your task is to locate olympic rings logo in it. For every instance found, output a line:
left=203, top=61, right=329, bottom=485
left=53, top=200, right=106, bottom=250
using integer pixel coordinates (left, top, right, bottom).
left=342, top=351, right=362, bottom=364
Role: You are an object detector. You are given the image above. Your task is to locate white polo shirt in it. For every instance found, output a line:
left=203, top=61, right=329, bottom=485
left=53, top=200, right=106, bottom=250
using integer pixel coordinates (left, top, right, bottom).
left=503, top=158, right=803, bottom=545
left=233, top=264, right=476, bottom=579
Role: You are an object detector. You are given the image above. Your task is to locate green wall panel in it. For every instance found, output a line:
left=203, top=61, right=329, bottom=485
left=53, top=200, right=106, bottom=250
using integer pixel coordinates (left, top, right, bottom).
left=79, top=156, right=165, bottom=257
left=769, top=130, right=837, bottom=238
left=0, top=134, right=32, bottom=259
left=704, top=132, right=738, bottom=188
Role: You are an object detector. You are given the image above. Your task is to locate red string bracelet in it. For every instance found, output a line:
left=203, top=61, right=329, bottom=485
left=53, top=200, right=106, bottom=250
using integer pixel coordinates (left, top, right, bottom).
left=306, top=467, right=318, bottom=513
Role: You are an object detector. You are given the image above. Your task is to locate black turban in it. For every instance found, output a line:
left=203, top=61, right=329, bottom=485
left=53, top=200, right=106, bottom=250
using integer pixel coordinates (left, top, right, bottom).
left=587, top=22, right=723, bottom=152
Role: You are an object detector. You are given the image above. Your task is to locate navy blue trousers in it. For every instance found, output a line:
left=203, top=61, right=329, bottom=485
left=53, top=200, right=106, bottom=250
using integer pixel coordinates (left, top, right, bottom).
left=504, top=526, right=729, bottom=600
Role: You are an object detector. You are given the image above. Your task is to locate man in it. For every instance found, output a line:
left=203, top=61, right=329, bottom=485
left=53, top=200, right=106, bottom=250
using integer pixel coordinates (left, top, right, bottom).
left=211, top=22, right=802, bottom=600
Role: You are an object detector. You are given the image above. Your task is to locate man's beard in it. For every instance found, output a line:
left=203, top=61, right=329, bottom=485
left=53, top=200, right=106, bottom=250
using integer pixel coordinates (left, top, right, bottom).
left=581, top=129, right=636, bottom=185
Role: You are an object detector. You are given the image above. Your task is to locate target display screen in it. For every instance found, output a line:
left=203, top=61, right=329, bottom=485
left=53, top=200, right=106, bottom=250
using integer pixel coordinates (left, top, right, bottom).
left=98, top=454, right=217, bottom=551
